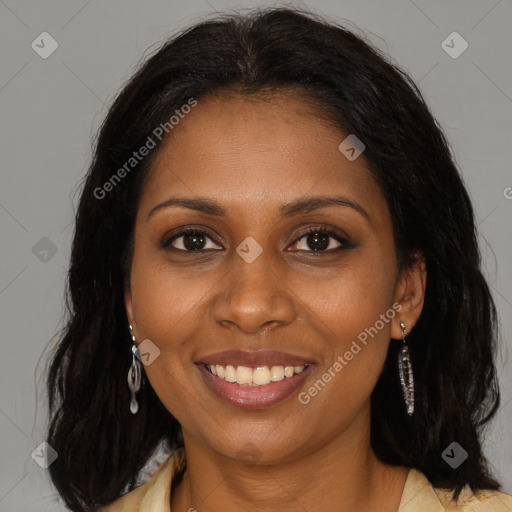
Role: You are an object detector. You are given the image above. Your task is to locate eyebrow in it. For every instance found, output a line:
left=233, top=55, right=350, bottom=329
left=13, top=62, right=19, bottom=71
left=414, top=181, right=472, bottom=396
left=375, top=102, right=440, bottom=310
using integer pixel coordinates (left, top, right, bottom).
left=146, top=195, right=370, bottom=222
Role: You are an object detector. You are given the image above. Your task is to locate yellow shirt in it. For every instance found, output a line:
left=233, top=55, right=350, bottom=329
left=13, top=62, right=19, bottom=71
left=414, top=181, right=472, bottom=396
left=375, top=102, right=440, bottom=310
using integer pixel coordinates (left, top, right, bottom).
left=102, top=448, right=512, bottom=511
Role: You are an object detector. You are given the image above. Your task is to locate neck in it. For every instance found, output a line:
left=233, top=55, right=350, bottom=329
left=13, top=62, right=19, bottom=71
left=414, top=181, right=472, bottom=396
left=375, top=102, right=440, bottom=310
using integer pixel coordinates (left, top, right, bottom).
left=171, top=409, right=408, bottom=512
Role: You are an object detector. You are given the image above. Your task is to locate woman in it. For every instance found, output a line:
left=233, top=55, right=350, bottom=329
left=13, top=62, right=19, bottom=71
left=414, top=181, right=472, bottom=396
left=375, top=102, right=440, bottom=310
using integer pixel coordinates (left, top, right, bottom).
left=46, top=7, right=512, bottom=512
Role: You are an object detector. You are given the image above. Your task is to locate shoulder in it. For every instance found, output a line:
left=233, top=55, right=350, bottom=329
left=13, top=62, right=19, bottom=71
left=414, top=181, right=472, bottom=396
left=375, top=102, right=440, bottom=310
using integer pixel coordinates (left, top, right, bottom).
left=101, top=448, right=186, bottom=512
left=401, top=468, right=512, bottom=511
left=434, top=484, right=512, bottom=511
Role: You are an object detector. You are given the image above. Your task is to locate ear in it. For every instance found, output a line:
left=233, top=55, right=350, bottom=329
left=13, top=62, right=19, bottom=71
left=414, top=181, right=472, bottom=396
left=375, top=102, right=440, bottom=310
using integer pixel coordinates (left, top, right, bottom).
left=124, top=284, right=136, bottom=332
left=390, top=251, right=427, bottom=340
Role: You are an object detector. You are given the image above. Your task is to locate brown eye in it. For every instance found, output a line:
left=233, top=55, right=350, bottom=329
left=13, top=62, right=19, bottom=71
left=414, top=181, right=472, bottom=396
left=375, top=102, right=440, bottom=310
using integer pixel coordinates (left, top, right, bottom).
left=162, top=229, right=222, bottom=252
left=289, top=226, right=351, bottom=253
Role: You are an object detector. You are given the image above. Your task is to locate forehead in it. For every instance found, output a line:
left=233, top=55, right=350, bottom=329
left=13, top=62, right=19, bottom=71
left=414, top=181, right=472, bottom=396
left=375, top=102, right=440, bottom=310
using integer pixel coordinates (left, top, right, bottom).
left=138, top=93, right=386, bottom=221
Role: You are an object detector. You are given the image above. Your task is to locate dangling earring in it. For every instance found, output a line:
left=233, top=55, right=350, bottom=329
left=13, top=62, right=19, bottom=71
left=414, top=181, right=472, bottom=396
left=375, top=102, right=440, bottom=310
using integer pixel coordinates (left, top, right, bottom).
left=398, top=321, right=414, bottom=416
left=127, top=324, right=141, bottom=415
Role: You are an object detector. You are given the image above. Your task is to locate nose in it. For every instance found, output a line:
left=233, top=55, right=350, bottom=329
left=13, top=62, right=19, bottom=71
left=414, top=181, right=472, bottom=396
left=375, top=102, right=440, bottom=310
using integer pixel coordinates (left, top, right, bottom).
left=213, top=245, right=296, bottom=335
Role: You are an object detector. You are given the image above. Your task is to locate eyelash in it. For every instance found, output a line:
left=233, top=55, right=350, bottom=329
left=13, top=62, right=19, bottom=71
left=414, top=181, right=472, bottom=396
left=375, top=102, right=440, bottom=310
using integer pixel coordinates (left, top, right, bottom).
left=161, top=225, right=352, bottom=255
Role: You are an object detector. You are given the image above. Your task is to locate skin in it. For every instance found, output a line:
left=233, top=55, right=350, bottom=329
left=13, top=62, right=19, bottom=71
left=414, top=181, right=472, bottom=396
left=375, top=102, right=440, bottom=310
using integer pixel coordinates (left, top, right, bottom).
left=124, top=92, right=427, bottom=512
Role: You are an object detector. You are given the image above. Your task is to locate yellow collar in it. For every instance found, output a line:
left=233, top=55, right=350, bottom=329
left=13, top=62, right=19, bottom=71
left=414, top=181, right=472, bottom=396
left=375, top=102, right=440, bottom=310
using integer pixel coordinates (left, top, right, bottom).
left=103, top=448, right=512, bottom=511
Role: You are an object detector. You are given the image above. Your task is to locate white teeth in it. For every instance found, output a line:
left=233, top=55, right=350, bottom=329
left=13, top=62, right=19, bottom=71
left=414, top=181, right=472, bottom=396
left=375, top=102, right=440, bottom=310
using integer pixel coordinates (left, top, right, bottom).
left=225, top=365, right=237, bottom=383
left=270, top=366, right=284, bottom=381
left=253, top=366, right=271, bottom=385
left=236, top=365, right=253, bottom=385
left=207, top=364, right=308, bottom=386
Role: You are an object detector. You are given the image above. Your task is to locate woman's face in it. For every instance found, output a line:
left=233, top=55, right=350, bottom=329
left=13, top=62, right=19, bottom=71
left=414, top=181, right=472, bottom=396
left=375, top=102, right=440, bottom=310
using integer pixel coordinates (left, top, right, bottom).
left=125, top=92, right=423, bottom=463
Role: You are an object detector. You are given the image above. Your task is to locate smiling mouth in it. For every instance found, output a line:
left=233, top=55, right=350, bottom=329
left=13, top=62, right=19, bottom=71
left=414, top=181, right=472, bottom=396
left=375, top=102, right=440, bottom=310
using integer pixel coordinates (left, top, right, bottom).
left=203, top=363, right=309, bottom=386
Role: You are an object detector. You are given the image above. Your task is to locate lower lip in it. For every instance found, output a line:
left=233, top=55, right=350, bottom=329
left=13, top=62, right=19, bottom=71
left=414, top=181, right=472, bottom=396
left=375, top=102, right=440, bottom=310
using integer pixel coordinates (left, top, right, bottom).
left=196, top=364, right=314, bottom=409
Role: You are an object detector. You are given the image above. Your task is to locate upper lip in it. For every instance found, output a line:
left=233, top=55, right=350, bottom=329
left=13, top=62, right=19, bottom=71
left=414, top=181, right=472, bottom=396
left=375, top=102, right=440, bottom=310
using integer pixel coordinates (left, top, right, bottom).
left=196, top=349, right=315, bottom=367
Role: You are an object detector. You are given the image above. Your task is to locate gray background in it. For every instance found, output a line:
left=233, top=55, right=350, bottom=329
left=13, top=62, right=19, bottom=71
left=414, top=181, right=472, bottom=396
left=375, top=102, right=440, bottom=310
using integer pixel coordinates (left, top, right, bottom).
left=1, top=0, right=511, bottom=510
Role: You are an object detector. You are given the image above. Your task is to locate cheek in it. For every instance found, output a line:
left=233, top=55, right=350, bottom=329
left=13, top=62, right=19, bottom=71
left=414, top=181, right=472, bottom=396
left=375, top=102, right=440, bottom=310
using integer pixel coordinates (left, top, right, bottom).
left=293, top=254, right=397, bottom=403
left=129, top=242, right=213, bottom=344
left=129, top=255, right=206, bottom=420
left=297, top=251, right=396, bottom=341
